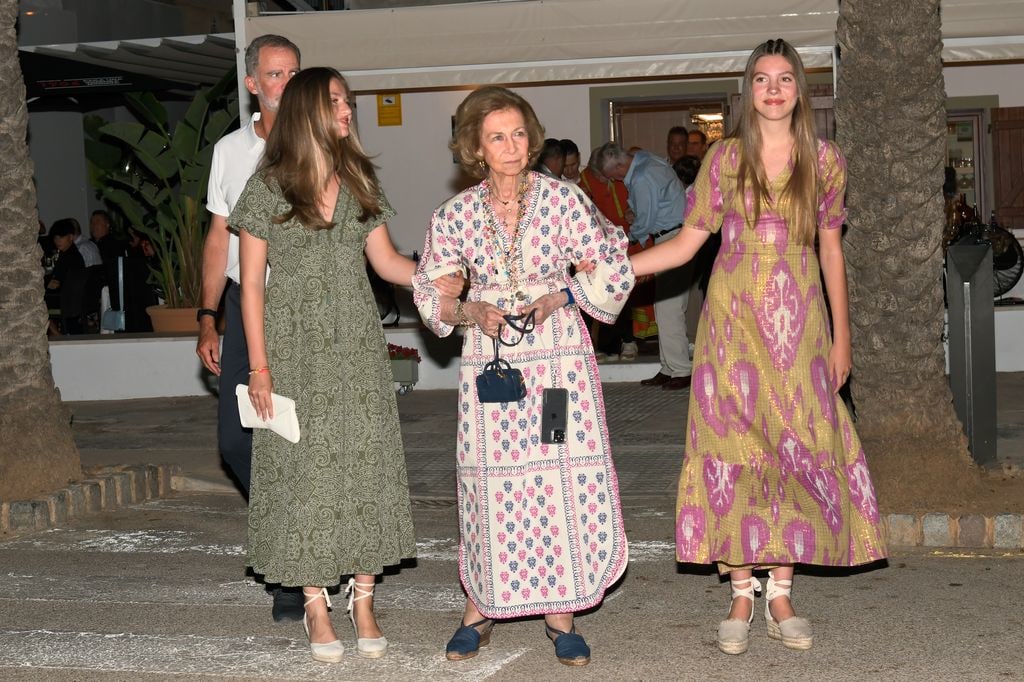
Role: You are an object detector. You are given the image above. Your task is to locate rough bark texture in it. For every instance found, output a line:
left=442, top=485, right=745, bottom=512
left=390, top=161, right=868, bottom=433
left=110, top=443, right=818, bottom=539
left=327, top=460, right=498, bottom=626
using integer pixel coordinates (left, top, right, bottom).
left=0, top=0, right=82, bottom=500
left=836, top=0, right=984, bottom=509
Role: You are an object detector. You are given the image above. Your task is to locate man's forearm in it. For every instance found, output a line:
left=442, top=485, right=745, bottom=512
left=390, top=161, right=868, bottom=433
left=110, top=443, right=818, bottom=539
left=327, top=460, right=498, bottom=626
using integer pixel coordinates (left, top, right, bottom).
left=201, top=214, right=231, bottom=310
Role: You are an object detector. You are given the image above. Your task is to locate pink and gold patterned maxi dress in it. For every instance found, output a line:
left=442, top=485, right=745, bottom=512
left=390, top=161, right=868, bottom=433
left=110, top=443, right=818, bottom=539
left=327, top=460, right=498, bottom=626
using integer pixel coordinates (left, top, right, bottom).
left=413, top=171, right=634, bottom=617
left=675, top=139, right=887, bottom=569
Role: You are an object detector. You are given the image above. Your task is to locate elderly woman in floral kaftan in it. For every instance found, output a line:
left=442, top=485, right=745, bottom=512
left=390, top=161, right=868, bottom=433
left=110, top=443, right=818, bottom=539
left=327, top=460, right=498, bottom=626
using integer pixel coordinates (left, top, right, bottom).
left=413, top=86, right=635, bottom=667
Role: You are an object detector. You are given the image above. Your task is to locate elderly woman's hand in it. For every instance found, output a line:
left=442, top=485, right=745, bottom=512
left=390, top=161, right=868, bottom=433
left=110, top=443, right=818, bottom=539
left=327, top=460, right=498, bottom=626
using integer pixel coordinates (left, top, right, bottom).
left=463, top=300, right=508, bottom=338
left=518, top=291, right=568, bottom=327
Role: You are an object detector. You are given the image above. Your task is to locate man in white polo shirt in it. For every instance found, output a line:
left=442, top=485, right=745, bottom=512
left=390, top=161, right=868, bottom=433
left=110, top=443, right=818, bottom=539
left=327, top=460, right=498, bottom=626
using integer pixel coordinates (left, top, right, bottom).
left=195, top=34, right=301, bottom=621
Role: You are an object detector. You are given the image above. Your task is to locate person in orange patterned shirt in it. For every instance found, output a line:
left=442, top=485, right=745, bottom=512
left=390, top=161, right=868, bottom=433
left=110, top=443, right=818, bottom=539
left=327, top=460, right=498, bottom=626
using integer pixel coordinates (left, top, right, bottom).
left=578, top=148, right=652, bottom=360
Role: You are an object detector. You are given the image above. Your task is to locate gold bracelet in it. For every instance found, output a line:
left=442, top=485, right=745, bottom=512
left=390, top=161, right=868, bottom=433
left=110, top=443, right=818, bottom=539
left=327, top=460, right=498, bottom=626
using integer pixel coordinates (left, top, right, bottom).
left=453, top=300, right=472, bottom=327
left=249, top=366, right=271, bottom=375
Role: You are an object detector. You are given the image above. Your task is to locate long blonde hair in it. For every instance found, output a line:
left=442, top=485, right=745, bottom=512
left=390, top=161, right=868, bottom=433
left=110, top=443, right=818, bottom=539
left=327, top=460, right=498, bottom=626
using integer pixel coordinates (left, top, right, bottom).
left=733, top=38, right=819, bottom=245
left=261, top=67, right=382, bottom=229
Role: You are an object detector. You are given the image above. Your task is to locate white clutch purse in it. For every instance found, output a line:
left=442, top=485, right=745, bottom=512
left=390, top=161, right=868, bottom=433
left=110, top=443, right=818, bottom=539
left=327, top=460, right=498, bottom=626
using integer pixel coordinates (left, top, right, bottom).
left=235, top=384, right=301, bottom=443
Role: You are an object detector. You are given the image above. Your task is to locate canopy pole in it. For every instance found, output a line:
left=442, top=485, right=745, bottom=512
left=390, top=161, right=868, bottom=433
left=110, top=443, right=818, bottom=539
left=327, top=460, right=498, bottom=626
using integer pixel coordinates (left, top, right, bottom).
left=234, top=0, right=249, bottom=120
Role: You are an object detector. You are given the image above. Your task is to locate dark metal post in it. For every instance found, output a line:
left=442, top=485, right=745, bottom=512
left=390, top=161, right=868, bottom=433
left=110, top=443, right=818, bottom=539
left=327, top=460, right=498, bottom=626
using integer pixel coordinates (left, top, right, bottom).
left=946, top=243, right=997, bottom=467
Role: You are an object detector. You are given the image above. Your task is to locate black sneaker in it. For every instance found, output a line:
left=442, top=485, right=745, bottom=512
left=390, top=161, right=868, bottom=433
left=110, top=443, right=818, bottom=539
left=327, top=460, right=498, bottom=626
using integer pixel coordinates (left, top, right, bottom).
left=271, top=586, right=305, bottom=622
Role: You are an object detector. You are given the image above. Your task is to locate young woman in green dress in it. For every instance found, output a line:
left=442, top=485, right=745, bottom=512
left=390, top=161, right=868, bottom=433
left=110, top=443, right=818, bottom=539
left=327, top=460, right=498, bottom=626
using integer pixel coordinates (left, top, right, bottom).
left=233, top=67, right=462, bottom=663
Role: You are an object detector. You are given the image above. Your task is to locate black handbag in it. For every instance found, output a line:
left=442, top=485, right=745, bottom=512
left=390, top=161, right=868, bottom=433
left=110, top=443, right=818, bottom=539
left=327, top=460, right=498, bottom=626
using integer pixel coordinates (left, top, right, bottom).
left=475, top=311, right=535, bottom=404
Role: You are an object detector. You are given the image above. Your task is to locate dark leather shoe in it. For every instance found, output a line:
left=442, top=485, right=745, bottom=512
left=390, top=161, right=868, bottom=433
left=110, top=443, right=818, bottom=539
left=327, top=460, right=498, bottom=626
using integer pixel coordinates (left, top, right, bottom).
left=640, top=371, right=671, bottom=386
left=271, top=586, right=305, bottom=622
left=662, top=375, right=692, bottom=390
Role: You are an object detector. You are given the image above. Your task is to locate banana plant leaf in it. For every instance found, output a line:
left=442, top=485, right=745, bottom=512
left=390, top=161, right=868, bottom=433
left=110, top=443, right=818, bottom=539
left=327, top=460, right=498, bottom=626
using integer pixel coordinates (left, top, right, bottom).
left=84, top=68, right=239, bottom=309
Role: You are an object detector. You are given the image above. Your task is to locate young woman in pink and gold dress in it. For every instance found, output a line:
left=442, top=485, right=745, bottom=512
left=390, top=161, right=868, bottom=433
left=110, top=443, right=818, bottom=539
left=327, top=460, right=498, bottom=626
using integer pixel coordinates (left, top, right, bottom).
left=632, top=38, right=887, bottom=655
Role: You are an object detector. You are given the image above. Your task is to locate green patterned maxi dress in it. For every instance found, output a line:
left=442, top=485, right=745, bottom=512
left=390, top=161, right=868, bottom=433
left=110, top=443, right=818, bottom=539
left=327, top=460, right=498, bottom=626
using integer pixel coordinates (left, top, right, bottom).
left=229, top=173, right=416, bottom=586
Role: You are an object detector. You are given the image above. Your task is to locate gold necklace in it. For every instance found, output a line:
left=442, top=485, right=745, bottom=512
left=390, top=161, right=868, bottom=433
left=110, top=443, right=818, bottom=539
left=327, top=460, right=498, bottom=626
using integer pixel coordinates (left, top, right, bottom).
left=489, top=173, right=529, bottom=209
left=483, top=171, right=530, bottom=301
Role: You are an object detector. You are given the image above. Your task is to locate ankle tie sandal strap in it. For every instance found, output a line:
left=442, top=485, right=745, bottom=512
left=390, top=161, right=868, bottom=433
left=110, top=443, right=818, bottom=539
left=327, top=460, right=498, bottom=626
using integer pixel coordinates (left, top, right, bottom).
left=345, top=577, right=375, bottom=612
left=765, top=572, right=792, bottom=602
left=303, top=587, right=333, bottom=610
left=729, top=576, right=762, bottom=602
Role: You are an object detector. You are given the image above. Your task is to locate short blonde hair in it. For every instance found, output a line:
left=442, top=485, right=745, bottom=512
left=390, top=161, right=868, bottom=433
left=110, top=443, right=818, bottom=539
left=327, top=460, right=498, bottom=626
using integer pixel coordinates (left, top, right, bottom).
left=450, top=86, right=545, bottom=180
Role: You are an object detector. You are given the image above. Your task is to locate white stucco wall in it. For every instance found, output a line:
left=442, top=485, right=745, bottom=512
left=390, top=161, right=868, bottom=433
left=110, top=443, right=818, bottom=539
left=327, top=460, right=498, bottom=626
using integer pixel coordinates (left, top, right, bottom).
left=943, top=64, right=1024, bottom=107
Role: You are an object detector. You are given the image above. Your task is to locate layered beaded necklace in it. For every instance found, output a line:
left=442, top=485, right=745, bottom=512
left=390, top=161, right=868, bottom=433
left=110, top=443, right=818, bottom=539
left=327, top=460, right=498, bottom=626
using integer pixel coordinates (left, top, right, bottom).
left=482, top=171, right=530, bottom=302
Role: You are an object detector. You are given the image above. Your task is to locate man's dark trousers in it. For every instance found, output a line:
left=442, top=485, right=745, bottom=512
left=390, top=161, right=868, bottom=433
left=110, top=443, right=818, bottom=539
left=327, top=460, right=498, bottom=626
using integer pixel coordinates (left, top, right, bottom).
left=217, top=282, right=251, bottom=495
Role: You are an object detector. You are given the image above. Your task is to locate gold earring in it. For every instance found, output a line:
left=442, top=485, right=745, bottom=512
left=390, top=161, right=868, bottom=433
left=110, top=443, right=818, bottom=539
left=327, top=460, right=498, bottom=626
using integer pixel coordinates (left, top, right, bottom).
left=478, top=160, right=486, bottom=169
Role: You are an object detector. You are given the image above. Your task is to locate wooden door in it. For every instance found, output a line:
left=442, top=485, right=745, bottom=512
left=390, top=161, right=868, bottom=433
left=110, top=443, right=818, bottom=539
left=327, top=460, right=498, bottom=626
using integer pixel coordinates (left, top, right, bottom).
left=992, top=107, right=1024, bottom=228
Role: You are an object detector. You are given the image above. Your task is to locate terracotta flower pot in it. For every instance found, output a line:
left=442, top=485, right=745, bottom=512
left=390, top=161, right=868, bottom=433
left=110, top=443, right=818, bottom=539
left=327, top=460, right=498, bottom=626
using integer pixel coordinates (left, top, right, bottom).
left=146, top=305, right=199, bottom=333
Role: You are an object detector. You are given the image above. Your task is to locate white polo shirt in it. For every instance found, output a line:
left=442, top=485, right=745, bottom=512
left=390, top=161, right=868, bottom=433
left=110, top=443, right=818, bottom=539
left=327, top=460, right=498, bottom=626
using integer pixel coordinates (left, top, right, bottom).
left=206, top=113, right=266, bottom=284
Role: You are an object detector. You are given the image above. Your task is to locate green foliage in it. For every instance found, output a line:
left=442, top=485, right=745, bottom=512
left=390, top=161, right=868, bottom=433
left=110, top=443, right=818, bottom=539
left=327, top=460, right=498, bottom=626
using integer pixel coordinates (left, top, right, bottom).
left=84, top=70, right=239, bottom=308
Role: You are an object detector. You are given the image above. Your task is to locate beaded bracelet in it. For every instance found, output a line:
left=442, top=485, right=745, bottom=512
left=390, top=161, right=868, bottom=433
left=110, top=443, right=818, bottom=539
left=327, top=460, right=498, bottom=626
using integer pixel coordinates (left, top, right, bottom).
left=249, top=366, right=271, bottom=375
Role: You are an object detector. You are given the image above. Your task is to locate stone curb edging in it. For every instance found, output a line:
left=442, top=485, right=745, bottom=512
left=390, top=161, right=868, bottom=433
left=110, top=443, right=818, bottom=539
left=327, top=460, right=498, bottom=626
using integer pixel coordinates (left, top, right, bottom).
left=3, top=475, right=1022, bottom=550
left=0, top=463, right=181, bottom=536
left=885, top=512, right=1024, bottom=550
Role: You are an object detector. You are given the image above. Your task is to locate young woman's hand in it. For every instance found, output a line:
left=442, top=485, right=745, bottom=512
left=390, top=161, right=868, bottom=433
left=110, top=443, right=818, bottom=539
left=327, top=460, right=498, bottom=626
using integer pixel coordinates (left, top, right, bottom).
left=433, top=271, right=465, bottom=298
left=574, top=260, right=596, bottom=275
left=247, top=372, right=275, bottom=421
left=828, top=339, right=852, bottom=394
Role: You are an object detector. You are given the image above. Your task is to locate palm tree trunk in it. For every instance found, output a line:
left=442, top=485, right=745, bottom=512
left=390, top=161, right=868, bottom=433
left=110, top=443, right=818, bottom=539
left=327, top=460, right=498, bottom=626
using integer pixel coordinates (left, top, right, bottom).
left=0, top=0, right=82, bottom=500
left=835, top=0, right=981, bottom=505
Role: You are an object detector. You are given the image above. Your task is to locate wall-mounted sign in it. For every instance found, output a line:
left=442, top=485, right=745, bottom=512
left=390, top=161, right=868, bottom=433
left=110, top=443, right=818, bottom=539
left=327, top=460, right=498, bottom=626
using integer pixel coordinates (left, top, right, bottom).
left=377, top=93, right=402, bottom=126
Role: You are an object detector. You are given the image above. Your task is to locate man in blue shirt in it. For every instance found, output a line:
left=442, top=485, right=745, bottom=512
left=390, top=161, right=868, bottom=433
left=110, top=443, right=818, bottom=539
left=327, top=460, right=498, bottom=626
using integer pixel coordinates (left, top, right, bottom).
left=597, top=142, right=692, bottom=390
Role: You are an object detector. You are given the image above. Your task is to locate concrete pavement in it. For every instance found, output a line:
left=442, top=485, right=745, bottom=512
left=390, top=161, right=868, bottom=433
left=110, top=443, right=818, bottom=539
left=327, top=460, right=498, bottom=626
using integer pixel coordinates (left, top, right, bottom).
left=0, top=380, right=1022, bottom=679
left=0, top=488, right=1021, bottom=679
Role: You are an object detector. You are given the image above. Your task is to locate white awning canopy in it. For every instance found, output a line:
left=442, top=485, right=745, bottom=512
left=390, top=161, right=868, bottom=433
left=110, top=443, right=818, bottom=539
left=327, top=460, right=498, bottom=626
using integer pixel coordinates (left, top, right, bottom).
left=19, top=33, right=237, bottom=89
left=246, top=0, right=1024, bottom=92
left=16, top=0, right=1024, bottom=96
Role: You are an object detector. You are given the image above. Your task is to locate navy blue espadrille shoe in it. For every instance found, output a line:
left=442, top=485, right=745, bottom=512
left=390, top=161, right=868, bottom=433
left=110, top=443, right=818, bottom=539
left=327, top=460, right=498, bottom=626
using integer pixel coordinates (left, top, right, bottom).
left=445, top=618, right=494, bottom=661
left=545, top=624, right=591, bottom=666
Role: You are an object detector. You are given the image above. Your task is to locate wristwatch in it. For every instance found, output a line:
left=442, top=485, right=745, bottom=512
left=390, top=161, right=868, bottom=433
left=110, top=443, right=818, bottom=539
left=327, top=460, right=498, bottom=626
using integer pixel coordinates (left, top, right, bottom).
left=196, top=308, right=218, bottom=322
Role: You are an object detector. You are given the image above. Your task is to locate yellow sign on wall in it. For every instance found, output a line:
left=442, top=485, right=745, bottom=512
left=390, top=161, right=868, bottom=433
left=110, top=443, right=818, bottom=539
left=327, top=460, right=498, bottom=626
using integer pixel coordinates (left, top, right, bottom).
left=377, top=93, right=402, bottom=126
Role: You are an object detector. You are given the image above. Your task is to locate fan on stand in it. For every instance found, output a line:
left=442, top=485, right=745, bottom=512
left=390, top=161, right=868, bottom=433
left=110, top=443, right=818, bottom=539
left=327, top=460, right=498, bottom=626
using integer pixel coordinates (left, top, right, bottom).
left=984, top=222, right=1024, bottom=303
left=945, top=219, right=1024, bottom=304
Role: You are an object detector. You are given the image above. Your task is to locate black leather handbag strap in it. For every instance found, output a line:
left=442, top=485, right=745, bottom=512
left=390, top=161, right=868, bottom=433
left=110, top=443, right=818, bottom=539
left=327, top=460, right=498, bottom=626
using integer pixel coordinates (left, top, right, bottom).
left=497, top=309, right=536, bottom=348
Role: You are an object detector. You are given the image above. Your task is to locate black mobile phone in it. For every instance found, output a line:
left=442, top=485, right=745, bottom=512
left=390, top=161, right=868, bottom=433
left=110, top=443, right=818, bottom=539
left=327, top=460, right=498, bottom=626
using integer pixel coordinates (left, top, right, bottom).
left=541, top=388, right=568, bottom=444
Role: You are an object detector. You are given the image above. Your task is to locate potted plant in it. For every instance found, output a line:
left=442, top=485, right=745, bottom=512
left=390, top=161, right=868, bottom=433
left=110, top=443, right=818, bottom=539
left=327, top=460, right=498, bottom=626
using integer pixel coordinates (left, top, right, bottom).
left=388, top=342, right=420, bottom=392
left=84, top=70, right=238, bottom=331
